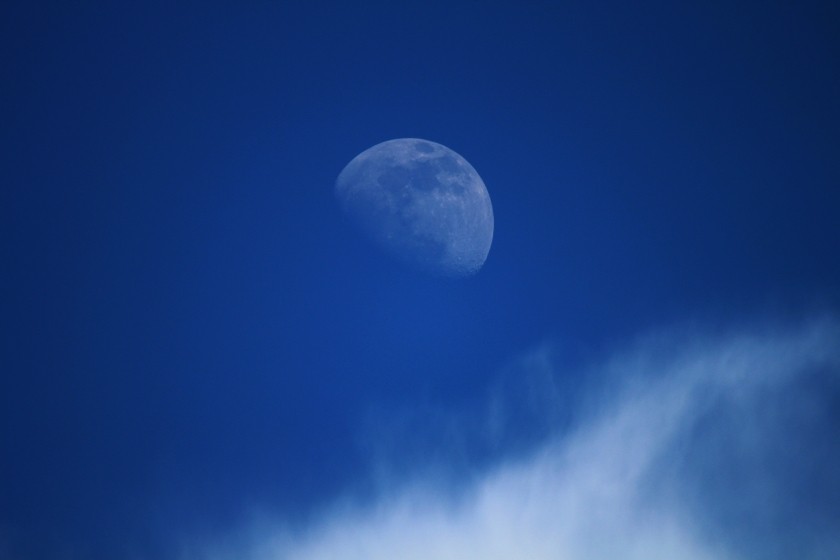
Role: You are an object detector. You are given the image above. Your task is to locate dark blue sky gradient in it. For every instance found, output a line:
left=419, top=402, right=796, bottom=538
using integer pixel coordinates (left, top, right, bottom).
left=2, top=1, right=839, bottom=558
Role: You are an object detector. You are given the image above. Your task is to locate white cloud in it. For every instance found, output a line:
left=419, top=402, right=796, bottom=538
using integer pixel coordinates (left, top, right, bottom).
left=198, top=318, right=840, bottom=560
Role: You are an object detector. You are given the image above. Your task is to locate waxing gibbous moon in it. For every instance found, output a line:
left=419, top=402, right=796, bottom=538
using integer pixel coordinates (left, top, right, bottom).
left=335, top=138, right=494, bottom=278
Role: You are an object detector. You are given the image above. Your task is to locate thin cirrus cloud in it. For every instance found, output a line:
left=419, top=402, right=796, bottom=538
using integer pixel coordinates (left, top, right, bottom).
left=198, top=317, right=840, bottom=560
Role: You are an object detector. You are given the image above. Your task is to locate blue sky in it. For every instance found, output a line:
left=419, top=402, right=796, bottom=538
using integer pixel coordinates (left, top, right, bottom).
left=1, top=2, right=839, bottom=559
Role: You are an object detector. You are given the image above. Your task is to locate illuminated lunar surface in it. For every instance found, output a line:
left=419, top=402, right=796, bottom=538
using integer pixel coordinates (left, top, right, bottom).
left=335, top=138, right=494, bottom=277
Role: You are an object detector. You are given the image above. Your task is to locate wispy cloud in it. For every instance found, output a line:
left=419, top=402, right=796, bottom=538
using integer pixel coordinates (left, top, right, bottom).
left=199, top=318, right=840, bottom=560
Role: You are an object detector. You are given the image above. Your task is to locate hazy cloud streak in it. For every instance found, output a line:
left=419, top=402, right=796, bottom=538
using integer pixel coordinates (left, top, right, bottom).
left=200, top=318, right=840, bottom=560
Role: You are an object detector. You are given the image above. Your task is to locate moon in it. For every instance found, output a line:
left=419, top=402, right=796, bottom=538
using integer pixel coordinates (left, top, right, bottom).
left=335, top=138, right=494, bottom=277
